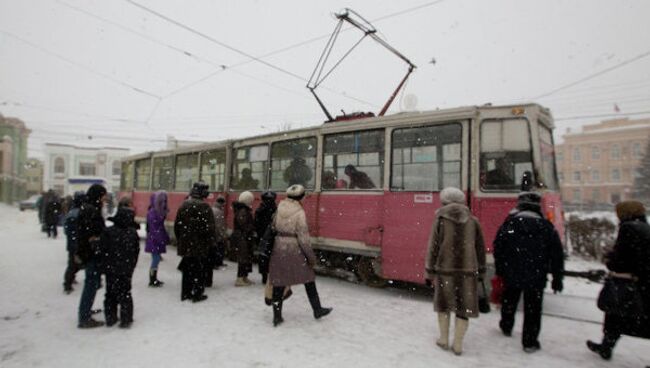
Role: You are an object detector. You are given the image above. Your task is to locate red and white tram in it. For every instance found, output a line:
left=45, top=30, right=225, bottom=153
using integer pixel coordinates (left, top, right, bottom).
left=118, top=104, right=563, bottom=285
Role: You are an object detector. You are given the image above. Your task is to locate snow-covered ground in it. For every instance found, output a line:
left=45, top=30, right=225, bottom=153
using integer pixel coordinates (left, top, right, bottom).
left=0, top=204, right=648, bottom=368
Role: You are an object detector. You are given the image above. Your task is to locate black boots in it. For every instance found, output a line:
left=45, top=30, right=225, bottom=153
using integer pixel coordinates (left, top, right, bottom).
left=305, top=282, right=332, bottom=319
left=272, top=301, right=284, bottom=327
left=586, top=337, right=616, bottom=360
left=149, top=269, right=164, bottom=287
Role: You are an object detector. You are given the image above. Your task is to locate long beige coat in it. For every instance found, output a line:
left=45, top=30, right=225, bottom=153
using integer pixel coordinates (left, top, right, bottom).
left=268, top=198, right=316, bottom=287
left=425, top=203, right=486, bottom=318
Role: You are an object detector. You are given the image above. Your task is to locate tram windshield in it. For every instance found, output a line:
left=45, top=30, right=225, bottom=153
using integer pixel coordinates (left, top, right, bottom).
left=538, top=124, right=558, bottom=190
left=480, top=118, right=533, bottom=191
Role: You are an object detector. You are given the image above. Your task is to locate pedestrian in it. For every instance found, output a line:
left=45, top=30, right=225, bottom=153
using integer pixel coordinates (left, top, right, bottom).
left=62, top=191, right=85, bottom=294
left=35, top=191, right=45, bottom=226
left=493, top=191, right=564, bottom=353
left=97, top=206, right=140, bottom=328
left=587, top=201, right=650, bottom=360
left=117, top=196, right=141, bottom=229
left=425, top=187, right=486, bottom=356
left=268, top=184, right=332, bottom=327
left=255, top=191, right=277, bottom=284
left=44, top=190, right=62, bottom=239
left=75, top=184, right=108, bottom=328
left=145, top=191, right=169, bottom=287
left=174, top=182, right=215, bottom=302
left=232, top=191, right=257, bottom=286
left=209, top=195, right=227, bottom=271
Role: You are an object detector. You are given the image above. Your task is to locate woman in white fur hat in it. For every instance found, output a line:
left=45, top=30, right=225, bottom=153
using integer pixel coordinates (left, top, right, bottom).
left=231, top=191, right=256, bottom=286
left=425, top=187, right=486, bottom=355
left=268, top=184, right=332, bottom=326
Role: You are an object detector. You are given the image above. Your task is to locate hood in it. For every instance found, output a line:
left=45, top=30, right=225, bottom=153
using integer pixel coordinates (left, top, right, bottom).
left=86, top=184, right=107, bottom=206
left=72, top=191, right=86, bottom=208
left=276, top=198, right=303, bottom=220
left=436, top=203, right=471, bottom=224
left=108, top=207, right=135, bottom=228
left=153, top=191, right=169, bottom=217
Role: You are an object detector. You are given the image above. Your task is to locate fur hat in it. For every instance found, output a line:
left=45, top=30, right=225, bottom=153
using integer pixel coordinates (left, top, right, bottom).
left=616, top=201, right=646, bottom=222
left=440, top=187, right=465, bottom=205
left=261, top=191, right=277, bottom=201
left=286, top=184, right=306, bottom=199
left=190, top=181, right=209, bottom=199
left=238, top=191, right=254, bottom=206
left=518, top=191, right=541, bottom=206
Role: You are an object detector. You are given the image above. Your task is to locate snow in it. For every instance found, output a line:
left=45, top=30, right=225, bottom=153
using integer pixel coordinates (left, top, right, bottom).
left=1, top=204, right=648, bottom=368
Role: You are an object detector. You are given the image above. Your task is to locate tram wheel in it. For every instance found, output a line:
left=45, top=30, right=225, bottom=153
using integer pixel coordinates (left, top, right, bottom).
left=356, top=257, right=387, bottom=288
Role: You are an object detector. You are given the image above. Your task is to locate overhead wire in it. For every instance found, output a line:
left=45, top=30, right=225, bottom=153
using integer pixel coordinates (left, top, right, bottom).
left=554, top=110, right=650, bottom=122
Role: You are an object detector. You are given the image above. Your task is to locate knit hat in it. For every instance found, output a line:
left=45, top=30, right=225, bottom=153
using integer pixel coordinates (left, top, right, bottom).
left=286, top=184, right=306, bottom=199
left=615, top=201, right=646, bottom=222
left=261, top=191, right=277, bottom=201
left=190, top=181, right=209, bottom=199
left=238, top=191, right=254, bottom=207
left=518, top=191, right=541, bottom=206
left=440, top=187, right=465, bottom=205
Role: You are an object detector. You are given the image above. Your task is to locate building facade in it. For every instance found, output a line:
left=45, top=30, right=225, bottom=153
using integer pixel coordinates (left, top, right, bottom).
left=556, top=117, right=650, bottom=209
left=25, top=158, right=43, bottom=197
left=0, top=114, right=30, bottom=204
left=43, top=143, right=130, bottom=195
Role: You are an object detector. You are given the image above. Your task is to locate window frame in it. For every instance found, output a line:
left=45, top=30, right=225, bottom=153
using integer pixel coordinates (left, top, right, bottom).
left=270, top=136, right=318, bottom=191
left=230, top=144, right=270, bottom=191
left=199, top=149, right=227, bottom=192
left=134, top=158, right=152, bottom=191
left=174, top=152, right=200, bottom=192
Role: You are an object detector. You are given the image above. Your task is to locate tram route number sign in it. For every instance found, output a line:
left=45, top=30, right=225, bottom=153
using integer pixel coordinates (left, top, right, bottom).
left=414, top=194, right=433, bottom=203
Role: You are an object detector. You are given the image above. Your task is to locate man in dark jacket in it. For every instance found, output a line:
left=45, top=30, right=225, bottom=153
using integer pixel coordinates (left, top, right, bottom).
left=44, top=190, right=62, bottom=239
left=493, top=191, right=564, bottom=353
left=75, top=184, right=108, bottom=328
left=62, top=191, right=85, bottom=294
left=98, top=207, right=140, bottom=328
left=255, top=191, right=277, bottom=284
left=174, top=182, right=215, bottom=302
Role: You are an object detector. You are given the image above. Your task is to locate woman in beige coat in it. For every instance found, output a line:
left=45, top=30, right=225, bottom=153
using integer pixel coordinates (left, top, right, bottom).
left=425, top=187, right=486, bottom=355
left=268, top=184, right=332, bottom=326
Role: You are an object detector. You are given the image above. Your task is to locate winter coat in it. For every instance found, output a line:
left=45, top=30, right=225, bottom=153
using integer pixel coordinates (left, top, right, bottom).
left=174, top=197, right=215, bottom=258
left=63, top=207, right=81, bottom=253
left=212, top=203, right=227, bottom=243
left=231, top=202, right=256, bottom=265
left=493, top=209, right=564, bottom=290
left=145, top=209, right=168, bottom=254
left=76, top=187, right=106, bottom=265
left=44, top=196, right=62, bottom=226
left=255, top=199, right=277, bottom=241
left=425, top=203, right=486, bottom=318
left=97, top=208, right=140, bottom=276
left=268, top=198, right=316, bottom=287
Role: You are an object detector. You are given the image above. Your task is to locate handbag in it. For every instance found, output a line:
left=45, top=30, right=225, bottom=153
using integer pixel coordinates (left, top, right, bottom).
left=597, top=275, right=644, bottom=316
left=490, top=275, right=504, bottom=305
left=478, top=279, right=491, bottom=313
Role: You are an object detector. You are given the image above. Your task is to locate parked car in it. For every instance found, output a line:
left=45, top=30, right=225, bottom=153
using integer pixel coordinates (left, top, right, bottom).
left=19, top=195, right=41, bottom=211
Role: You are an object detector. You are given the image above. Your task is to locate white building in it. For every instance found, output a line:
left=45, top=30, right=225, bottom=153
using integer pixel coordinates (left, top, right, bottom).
left=43, top=143, right=130, bottom=195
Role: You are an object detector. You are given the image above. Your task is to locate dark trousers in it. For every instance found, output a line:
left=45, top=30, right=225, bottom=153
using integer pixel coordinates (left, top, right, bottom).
left=272, top=282, right=321, bottom=311
left=46, top=224, right=58, bottom=238
left=104, top=273, right=134, bottom=324
left=237, top=263, right=252, bottom=278
left=603, top=313, right=623, bottom=341
left=204, top=247, right=222, bottom=287
left=180, top=256, right=205, bottom=300
left=500, top=286, right=544, bottom=347
left=214, top=241, right=225, bottom=267
left=63, top=250, right=79, bottom=290
left=78, top=260, right=101, bottom=323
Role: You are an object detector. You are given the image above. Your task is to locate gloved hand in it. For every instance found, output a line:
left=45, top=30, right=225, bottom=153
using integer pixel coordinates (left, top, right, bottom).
left=552, top=278, right=563, bottom=294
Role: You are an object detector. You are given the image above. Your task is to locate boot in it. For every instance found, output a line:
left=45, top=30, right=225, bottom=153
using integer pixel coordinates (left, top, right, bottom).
left=78, top=318, right=105, bottom=329
left=306, top=282, right=332, bottom=319
left=451, top=317, right=469, bottom=356
left=149, top=269, right=164, bottom=287
left=586, top=337, right=616, bottom=360
left=272, top=300, right=284, bottom=327
left=243, top=277, right=254, bottom=285
left=235, top=277, right=250, bottom=287
left=436, top=313, right=450, bottom=350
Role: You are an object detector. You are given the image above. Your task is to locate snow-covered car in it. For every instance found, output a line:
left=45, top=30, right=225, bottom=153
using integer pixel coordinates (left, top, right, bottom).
left=19, top=195, right=41, bottom=211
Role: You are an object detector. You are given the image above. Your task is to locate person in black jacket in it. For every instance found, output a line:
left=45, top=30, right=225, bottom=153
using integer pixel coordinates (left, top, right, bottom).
left=174, top=182, right=215, bottom=302
left=62, top=191, right=86, bottom=294
left=255, top=191, right=277, bottom=284
left=98, top=207, right=140, bottom=328
left=44, top=190, right=62, bottom=239
left=587, top=201, right=650, bottom=360
left=493, top=191, right=564, bottom=353
left=75, top=184, right=108, bottom=328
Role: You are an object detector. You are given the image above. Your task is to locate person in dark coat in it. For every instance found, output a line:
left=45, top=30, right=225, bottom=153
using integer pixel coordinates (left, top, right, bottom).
left=268, top=184, right=331, bottom=327
left=97, top=207, right=140, bottom=328
left=425, top=187, right=486, bottom=356
left=344, top=164, right=376, bottom=189
left=211, top=196, right=227, bottom=270
left=174, top=182, right=215, bottom=302
left=255, top=191, right=277, bottom=284
left=587, top=201, right=650, bottom=360
left=75, top=184, right=108, bottom=328
left=232, top=191, right=257, bottom=286
left=62, top=191, right=86, bottom=294
left=44, top=190, right=62, bottom=238
left=493, top=191, right=564, bottom=353
left=145, top=191, right=169, bottom=287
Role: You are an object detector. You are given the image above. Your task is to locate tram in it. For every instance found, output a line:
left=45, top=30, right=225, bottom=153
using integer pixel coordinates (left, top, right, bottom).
left=118, top=104, right=563, bottom=285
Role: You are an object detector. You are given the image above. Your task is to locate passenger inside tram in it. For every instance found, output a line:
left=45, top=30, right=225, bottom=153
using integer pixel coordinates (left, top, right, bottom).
left=344, top=164, right=376, bottom=189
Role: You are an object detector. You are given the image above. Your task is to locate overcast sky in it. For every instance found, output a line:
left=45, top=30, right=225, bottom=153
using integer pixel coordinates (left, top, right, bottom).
left=1, top=0, right=649, bottom=159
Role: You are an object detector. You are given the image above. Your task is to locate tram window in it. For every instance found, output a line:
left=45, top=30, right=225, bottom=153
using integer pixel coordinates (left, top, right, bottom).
left=270, top=137, right=317, bottom=190
left=174, top=153, right=199, bottom=192
left=120, top=161, right=134, bottom=191
left=200, top=150, right=226, bottom=192
left=538, top=124, right=558, bottom=190
left=323, top=130, right=384, bottom=190
left=480, top=119, right=533, bottom=191
left=134, top=158, right=151, bottom=190
left=152, top=156, right=174, bottom=191
left=391, top=124, right=462, bottom=191
left=231, top=145, right=268, bottom=191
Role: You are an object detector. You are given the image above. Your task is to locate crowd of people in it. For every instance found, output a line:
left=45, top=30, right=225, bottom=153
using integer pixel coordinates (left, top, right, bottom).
left=34, top=182, right=649, bottom=362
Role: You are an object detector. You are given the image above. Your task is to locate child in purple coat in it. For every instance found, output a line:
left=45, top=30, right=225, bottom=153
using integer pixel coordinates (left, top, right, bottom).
left=145, top=191, right=170, bottom=287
